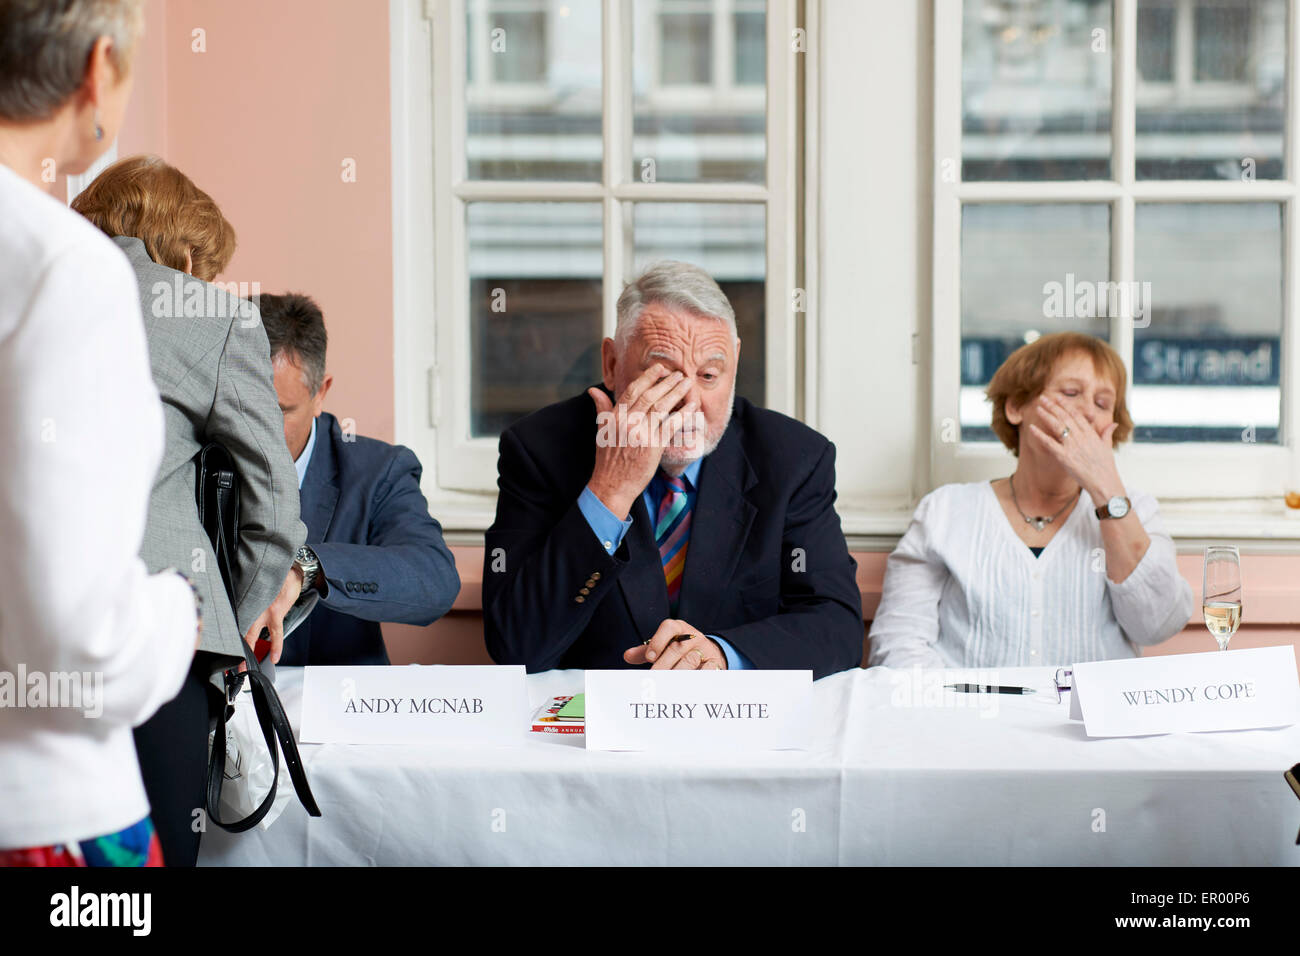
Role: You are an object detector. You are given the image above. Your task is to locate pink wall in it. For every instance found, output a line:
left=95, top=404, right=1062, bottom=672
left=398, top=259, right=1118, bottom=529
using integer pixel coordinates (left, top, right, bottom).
left=117, top=0, right=169, bottom=157
left=119, top=0, right=396, bottom=440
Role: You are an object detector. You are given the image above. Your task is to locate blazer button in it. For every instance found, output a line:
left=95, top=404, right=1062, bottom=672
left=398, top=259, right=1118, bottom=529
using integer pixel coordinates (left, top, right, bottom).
left=575, top=595, right=585, bottom=603
left=580, top=587, right=590, bottom=595
left=584, top=578, right=596, bottom=588
left=591, top=572, right=601, bottom=581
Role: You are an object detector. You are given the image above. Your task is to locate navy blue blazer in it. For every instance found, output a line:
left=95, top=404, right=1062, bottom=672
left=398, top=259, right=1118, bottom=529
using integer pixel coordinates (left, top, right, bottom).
left=483, top=391, right=863, bottom=680
left=279, top=412, right=460, bottom=666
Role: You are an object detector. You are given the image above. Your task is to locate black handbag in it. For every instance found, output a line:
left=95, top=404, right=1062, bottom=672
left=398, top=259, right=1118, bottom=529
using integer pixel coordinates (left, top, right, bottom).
left=194, top=442, right=321, bottom=832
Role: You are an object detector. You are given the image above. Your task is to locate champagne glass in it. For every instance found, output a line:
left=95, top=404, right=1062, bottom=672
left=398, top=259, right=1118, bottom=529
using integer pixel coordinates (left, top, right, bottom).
left=1202, top=546, right=1242, bottom=651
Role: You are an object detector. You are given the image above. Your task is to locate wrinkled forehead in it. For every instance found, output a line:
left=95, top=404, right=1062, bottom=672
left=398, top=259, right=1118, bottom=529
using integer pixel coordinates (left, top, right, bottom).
left=627, top=304, right=735, bottom=363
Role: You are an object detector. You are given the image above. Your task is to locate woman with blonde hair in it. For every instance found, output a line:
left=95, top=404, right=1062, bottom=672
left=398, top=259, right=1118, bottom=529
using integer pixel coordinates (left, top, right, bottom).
left=869, top=332, right=1193, bottom=669
left=73, top=154, right=308, bottom=866
left=0, top=0, right=200, bottom=866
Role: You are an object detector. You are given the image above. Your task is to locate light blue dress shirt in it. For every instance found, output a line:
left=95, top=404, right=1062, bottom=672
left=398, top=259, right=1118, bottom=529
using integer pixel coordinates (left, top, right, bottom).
left=577, top=459, right=753, bottom=670
left=293, top=416, right=318, bottom=490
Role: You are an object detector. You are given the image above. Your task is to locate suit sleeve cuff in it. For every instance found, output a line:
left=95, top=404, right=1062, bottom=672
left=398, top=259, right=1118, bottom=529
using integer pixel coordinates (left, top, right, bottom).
left=578, top=486, right=634, bottom=555
left=709, top=634, right=754, bottom=670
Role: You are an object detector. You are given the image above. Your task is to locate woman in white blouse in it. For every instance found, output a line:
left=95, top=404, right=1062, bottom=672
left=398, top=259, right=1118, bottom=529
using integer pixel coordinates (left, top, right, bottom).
left=869, top=332, right=1193, bottom=669
left=0, top=0, right=199, bottom=866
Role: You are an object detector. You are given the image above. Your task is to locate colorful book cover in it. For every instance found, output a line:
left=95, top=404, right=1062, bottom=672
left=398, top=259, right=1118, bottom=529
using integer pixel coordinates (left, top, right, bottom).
left=531, top=695, right=585, bottom=734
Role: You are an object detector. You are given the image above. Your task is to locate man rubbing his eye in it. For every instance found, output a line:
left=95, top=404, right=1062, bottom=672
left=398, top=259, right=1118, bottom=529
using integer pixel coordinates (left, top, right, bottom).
left=483, top=260, right=863, bottom=679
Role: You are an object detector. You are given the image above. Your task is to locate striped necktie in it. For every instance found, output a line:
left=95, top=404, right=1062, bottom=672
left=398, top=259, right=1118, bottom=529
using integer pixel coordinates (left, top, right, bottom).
left=655, top=473, right=693, bottom=613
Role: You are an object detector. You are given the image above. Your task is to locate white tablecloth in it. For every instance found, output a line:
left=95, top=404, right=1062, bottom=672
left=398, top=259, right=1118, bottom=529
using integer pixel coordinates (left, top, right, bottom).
left=197, top=666, right=1300, bottom=866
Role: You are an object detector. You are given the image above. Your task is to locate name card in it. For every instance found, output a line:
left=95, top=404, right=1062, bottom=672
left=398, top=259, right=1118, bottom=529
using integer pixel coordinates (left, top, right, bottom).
left=1068, top=645, right=1300, bottom=737
left=584, top=670, right=812, bottom=752
left=300, top=665, right=528, bottom=745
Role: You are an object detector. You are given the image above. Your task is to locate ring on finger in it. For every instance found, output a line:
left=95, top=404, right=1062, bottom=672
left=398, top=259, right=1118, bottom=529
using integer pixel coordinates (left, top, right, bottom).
left=1061, top=426, right=1070, bottom=440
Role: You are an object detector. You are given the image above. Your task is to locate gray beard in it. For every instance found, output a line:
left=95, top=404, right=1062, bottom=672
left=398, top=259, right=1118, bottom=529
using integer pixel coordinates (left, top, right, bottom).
left=660, top=381, right=736, bottom=470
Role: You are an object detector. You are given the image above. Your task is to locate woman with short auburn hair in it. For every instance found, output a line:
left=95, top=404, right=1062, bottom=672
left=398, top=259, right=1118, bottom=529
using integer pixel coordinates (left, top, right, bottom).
left=869, top=332, right=1193, bottom=669
left=0, top=0, right=201, bottom=867
left=72, top=154, right=236, bottom=281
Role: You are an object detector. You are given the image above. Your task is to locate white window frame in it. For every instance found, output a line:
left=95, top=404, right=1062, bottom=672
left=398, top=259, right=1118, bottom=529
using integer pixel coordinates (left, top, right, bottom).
left=932, top=0, right=1300, bottom=533
left=392, top=0, right=804, bottom=529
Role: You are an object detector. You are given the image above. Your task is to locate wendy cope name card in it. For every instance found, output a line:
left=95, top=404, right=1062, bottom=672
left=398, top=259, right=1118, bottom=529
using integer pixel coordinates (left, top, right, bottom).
left=584, top=670, right=813, bottom=752
left=299, top=665, right=529, bottom=745
left=1068, top=645, right=1300, bottom=737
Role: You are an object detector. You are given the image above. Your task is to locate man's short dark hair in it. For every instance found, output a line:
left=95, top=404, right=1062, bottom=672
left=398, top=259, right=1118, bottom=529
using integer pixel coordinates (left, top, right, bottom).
left=259, top=292, right=327, bottom=395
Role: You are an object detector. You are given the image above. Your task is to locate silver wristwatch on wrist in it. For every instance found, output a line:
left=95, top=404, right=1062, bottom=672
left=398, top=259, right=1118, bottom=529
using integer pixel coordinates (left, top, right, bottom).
left=294, top=545, right=320, bottom=595
left=1095, top=495, right=1131, bottom=520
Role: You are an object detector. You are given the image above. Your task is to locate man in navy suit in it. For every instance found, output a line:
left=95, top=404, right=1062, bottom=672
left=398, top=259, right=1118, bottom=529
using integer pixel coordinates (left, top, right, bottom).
left=483, top=261, right=862, bottom=680
left=258, top=293, right=460, bottom=665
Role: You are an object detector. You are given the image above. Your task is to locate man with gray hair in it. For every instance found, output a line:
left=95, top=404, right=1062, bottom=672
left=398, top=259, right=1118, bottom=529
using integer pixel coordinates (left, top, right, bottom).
left=484, top=261, right=862, bottom=678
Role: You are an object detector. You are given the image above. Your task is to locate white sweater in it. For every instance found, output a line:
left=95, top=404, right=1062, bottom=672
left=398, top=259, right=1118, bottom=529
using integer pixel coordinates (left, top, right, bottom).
left=0, top=163, right=196, bottom=849
left=868, top=481, right=1194, bottom=669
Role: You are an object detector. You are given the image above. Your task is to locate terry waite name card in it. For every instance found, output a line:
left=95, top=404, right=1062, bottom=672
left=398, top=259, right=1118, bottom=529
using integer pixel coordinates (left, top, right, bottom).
left=300, top=665, right=528, bottom=745
left=1069, top=645, right=1300, bottom=737
left=584, top=670, right=813, bottom=752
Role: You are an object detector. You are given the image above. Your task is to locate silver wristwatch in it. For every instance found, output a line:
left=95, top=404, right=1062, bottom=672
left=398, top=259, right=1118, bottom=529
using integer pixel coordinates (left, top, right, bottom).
left=294, top=545, right=320, bottom=595
left=1095, top=495, right=1131, bottom=520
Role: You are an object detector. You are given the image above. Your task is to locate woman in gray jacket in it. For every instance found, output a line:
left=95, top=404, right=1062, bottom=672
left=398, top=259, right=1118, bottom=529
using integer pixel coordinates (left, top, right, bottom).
left=73, top=155, right=308, bottom=865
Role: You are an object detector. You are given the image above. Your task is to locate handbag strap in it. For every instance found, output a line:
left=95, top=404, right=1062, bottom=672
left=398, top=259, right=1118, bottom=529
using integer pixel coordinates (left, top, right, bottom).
left=205, top=640, right=322, bottom=832
left=196, top=442, right=321, bottom=831
left=208, top=449, right=240, bottom=613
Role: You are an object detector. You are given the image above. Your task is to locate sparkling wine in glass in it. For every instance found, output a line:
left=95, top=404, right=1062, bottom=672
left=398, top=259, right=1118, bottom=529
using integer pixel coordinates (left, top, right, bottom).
left=1202, top=546, right=1242, bottom=651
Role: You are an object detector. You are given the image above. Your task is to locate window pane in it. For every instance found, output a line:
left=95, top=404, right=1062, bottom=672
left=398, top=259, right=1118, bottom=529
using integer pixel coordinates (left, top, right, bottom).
left=660, top=13, right=712, bottom=85
left=1195, top=2, right=1250, bottom=82
left=632, top=0, right=765, bottom=183
left=734, top=9, right=765, bottom=86
left=466, top=0, right=602, bottom=181
left=492, top=11, right=547, bottom=82
left=962, top=0, right=1113, bottom=181
left=631, top=203, right=766, bottom=407
left=1132, top=203, right=1281, bottom=443
left=960, top=204, right=1111, bottom=440
left=1136, top=0, right=1285, bottom=180
left=467, top=203, right=603, bottom=436
left=1136, top=3, right=1174, bottom=82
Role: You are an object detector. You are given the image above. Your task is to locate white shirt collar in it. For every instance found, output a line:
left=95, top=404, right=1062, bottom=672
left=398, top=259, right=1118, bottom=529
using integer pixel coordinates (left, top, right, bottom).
left=294, top=417, right=318, bottom=490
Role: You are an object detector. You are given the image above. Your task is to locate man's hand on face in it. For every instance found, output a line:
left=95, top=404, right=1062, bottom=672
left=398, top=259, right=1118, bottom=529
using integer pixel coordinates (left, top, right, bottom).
left=586, top=364, right=696, bottom=520
left=623, top=619, right=727, bottom=670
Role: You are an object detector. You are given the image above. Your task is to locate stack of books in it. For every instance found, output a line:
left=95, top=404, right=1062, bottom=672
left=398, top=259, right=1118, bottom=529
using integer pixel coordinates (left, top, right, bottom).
left=530, top=694, right=585, bottom=735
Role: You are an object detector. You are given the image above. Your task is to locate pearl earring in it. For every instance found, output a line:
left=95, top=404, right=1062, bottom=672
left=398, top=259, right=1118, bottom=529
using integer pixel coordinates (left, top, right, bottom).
left=94, top=108, right=104, bottom=141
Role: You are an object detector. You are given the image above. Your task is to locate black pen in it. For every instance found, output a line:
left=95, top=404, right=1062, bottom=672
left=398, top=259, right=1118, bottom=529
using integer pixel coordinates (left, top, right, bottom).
left=945, top=684, right=1036, bottom=695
